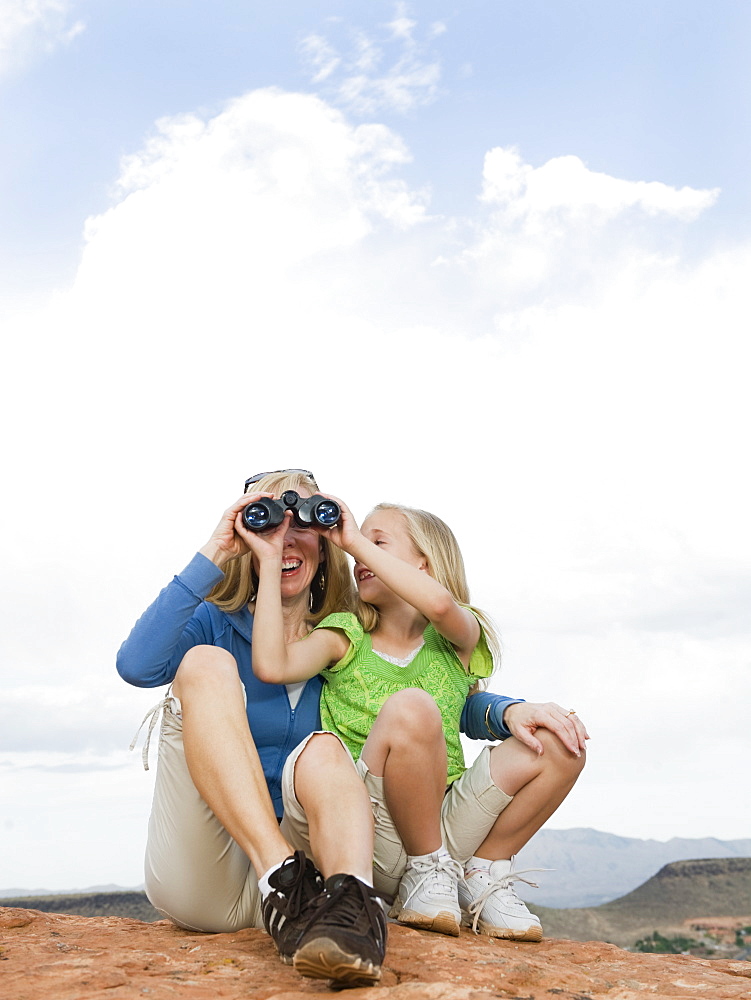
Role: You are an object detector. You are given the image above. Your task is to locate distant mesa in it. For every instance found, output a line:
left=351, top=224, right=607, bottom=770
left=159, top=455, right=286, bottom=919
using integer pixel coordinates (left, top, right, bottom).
left=532, top=857, right=751, bottom=957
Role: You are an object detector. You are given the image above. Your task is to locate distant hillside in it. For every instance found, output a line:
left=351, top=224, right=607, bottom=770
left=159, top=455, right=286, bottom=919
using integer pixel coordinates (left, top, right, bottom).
left=5, top=829, right=748, bottom=910
left=516, top=827, right=751, bottom=907
left=530, top=857, right=751, bottom=950
left=0, top=891, right=160, bottom=922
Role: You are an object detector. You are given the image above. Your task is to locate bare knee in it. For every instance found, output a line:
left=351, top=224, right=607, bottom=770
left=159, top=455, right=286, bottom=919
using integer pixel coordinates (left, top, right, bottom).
left=536, top=729, right=587, bottom=779
left=296, top=733, right=352, bottom=777
left=173, top=645, right=241, bottom=700
left=377, top=689, right=443, bottom=745
left=294, top=734, right=362, bottom=809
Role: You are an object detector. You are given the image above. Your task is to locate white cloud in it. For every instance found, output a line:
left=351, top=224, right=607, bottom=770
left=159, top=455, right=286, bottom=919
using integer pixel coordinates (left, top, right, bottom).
left=298, top=33, right=341, bottom=84
left=0, top=0, right=84, bottom=75
left=386, top=4, right=416, bottom=43
left=72, top=88, right=425, bottom=316
left=299, top=4, right=442, bottom=114
left=481, top=147, right=719, bottom=225
left=458, top=147, right=722, bottom=307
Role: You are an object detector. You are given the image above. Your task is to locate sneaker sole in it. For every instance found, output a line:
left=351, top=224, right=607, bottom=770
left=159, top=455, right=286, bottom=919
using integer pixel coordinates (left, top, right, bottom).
left=462, top=916, right=543, bottom=942
left=293, top=937, right=382, bottom=986
left=389, top=902, right=460, bottom=937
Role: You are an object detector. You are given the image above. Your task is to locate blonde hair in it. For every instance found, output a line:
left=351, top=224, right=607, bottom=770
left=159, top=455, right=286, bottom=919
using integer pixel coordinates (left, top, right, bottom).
left=356, top=502, right=501, bottom=676
left=208, top=470, right=356, bottom=624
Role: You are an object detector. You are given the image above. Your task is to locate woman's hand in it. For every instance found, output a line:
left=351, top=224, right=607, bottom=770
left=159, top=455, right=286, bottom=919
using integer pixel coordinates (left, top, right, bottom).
left=198, top=493, right=274, bottom=568
left=503, top=702, right=589, bottom=758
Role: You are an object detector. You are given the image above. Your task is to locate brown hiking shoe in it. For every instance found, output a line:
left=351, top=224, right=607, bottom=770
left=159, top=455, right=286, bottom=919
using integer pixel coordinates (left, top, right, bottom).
left=293, top=873, right=387, bottom=987
left=261, top=851, right=325, bottom=964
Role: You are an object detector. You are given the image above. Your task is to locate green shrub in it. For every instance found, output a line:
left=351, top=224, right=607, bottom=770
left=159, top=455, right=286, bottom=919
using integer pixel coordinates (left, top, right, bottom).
left=633, top=931, right=701, bottom=954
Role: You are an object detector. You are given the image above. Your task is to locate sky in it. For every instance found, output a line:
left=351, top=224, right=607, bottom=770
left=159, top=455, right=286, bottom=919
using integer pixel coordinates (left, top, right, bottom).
left=1, top=0, right=750, bottom=892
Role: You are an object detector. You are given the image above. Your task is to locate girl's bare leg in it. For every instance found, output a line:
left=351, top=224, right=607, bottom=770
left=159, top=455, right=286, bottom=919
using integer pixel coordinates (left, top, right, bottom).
left=477, top=728, right=586, bottom=859
left=360, top=688, right=447, bottom=856
left=172, top=645, right=292, bottom=876
left=291, top=733, right=375, bottom=882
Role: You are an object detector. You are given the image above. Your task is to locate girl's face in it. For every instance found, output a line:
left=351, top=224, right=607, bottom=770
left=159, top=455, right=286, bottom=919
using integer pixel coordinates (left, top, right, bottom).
left=355, top=508, right=427, bottom=600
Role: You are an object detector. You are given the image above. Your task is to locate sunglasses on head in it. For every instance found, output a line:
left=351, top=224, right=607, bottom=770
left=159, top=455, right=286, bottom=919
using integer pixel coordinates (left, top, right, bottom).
left=244, top=469, right=315, bottom=493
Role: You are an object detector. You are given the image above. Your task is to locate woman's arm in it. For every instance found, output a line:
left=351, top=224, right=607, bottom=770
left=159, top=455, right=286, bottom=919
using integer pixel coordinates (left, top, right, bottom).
left=116, top=552, right=223, bottom=687
left=116, top=492, right=268, bottom=687
left=461, top=690, right=526, bottom=740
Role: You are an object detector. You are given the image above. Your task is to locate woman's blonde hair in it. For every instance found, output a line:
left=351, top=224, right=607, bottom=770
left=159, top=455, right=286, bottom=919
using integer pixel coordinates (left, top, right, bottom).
left=208, top=470, right=356, bottom=624
left=356, top=502, right=501, bottom=675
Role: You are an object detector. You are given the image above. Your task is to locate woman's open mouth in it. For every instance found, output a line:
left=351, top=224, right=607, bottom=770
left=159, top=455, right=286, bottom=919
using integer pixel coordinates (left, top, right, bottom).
left=281, top=559, right=302, bottom=575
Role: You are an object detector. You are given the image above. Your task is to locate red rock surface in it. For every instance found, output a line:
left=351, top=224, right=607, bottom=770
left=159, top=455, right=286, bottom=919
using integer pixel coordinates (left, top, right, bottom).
left=2, top=905, right=750, bottom=1000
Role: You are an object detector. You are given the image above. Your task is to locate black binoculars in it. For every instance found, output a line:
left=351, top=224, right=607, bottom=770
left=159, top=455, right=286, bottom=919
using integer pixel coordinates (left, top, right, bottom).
left=242, top=490, right=341, bottom=533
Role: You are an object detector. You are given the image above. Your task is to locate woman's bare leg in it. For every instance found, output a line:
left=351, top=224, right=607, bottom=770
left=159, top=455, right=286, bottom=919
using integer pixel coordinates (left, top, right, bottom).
left=172, top=645, right=292, bottom=876
left=360, top=688, right=447, bottom=856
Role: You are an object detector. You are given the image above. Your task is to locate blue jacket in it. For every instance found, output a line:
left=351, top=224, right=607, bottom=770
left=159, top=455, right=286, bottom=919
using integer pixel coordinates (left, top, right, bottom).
left=117, top=553, right=522, bottom=817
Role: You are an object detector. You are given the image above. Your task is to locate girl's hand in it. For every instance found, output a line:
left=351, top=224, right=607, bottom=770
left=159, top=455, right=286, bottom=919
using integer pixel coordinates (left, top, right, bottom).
left=312, top=494, right=362, bottom=553
left=235, top=508, right=292, bottom=563
left=199, top=493, right=274, bottom=568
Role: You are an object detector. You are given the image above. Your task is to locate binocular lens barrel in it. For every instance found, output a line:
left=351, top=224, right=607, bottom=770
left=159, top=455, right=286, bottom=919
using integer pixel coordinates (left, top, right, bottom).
left=241, top=491, right=341, bottom=532
left=243, top=503, right=271, bottom=529
left=314, top=500, right=339, bottom=526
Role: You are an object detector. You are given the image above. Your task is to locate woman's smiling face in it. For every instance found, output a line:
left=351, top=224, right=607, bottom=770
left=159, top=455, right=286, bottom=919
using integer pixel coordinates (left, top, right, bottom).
left=253, top=487, right=325, bottom=601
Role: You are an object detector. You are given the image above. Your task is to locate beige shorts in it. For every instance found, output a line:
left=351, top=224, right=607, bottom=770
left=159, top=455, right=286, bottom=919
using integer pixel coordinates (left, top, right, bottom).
left=281, top=733, right=513, bottom=898
left=143, top=697, right=263, bottom=932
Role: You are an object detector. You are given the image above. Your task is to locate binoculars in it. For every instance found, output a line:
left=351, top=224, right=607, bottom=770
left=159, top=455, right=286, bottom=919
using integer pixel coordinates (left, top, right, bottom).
left=242, top=490, right=341, bottom=533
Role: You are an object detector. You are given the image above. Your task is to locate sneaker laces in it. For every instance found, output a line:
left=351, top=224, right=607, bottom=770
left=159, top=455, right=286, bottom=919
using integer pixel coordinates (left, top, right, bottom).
left=402, top=854, right=464, bottom=908
left=301, top=875, right=385, bottom=941
left=274, top=851, right=319, bottom=920
left=464, top=864, right=549, bottom=934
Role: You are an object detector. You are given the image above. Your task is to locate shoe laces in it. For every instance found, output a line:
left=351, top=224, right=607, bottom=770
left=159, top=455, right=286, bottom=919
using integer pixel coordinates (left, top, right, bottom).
left=274, top=850, right=321, bottom=919
left=402, top=854, right=463, bottom=907
left=302, top=875, right=385, bottom=942
left=464, top=864, right=549, bottom=935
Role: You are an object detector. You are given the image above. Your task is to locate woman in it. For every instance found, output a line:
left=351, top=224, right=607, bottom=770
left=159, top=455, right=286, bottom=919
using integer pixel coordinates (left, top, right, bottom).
left=118, top=470, right=387, bottom=987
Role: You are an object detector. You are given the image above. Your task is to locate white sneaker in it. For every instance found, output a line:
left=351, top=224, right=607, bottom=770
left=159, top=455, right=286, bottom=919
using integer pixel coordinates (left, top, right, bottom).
left=388, top=852, right=463, bottom=936
left=458, top=858, right=545, bottom=941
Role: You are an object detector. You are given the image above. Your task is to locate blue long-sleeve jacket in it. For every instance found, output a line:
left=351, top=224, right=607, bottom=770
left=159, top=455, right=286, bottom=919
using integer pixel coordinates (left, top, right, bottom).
left=117, top=553, right=523, bottom=817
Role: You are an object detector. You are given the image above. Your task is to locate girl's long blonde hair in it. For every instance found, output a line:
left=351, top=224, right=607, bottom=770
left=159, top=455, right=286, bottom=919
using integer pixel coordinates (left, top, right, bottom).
left=356, top=502, right=501, bottom=676
left=208, top=470, right=356, bottom=624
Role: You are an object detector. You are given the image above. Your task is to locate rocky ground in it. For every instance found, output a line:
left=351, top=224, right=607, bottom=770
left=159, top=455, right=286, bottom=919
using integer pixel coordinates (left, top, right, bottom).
left=2, top=905, right=751, bottom=1000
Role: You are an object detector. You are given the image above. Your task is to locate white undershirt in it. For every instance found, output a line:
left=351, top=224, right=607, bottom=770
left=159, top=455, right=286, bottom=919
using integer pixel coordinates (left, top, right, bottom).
left=286, top=681, right=306, bottom=710
left=372, top=642, right=425, bottom=668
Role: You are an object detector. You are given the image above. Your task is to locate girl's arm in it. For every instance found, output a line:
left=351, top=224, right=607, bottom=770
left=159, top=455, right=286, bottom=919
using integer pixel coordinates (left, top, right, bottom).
left=242, top=513, right=349, bottom=683
left=321, top=498, right=480, bottom=662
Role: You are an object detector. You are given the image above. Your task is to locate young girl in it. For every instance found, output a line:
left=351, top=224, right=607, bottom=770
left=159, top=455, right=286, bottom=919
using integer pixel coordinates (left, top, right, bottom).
left=247, top=496, right=509, bottom=938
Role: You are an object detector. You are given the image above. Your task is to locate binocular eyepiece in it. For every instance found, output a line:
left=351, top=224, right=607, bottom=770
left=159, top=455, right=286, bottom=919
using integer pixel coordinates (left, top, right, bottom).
left=242, top=490, right=341, bottom=533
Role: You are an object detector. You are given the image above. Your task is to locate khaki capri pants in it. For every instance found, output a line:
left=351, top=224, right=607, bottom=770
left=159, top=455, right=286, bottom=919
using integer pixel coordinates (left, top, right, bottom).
left=281, top=732, right=513, bottom=898
left=143, top=697, right=263, bottom=932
